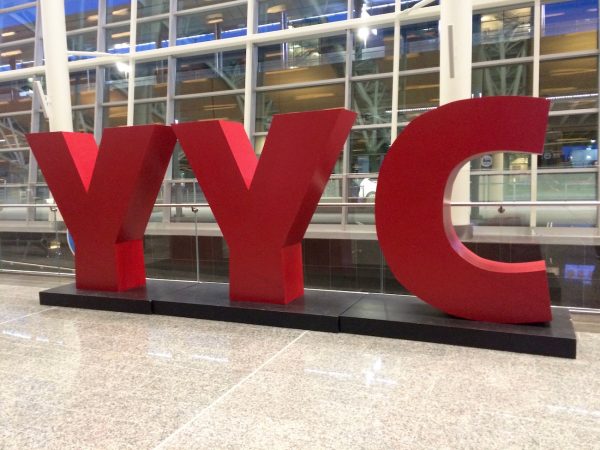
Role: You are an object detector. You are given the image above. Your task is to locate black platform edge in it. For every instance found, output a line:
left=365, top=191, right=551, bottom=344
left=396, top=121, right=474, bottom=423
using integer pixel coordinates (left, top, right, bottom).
left=39, top=280, right=195, bottom=315
left=39, top=281, right=577, bottom=358
left=151, top=282, right=367, bottom=333
left=340, top=294, right=577, bottom=359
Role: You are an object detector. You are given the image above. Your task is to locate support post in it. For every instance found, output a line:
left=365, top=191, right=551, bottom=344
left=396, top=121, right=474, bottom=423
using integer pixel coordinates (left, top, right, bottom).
left=440, top=0, right=472, bottom=228
left=39, top=0, right=73, bottom=132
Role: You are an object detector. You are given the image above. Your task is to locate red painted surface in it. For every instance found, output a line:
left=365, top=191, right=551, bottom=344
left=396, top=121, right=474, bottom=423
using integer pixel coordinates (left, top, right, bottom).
left=27, top=126, right=176, bottom=291
left=174, top=109, right=356, bottom=304
left=375, top=97, right=552, bottom=324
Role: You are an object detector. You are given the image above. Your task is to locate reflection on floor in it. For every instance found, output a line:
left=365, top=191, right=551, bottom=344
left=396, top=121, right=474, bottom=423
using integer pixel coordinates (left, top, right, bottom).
left=0, top=274, right=599, bottom=449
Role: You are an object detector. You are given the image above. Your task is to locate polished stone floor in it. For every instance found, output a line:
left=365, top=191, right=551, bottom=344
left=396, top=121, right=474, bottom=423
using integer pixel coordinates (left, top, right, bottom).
left=0, top=275, right=599, bottom=449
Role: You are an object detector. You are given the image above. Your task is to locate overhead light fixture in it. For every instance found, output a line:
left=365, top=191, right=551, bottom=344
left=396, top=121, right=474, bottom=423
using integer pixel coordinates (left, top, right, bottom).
left=87, top=14, right=98, bottom=22
left=295, top=92, right=335, bottom=100
left=112, top=8, right=129, bottom=16
left=206, top=14, right=223, bottom=25
left=204, top=104, right=236, bottom=111
left=111, top=31, right=130, bottom=39
left=1, top=31, right=15, bottom=37
left=1, top=49, right=22, bottom=57
left=267, top=4, right=286, bottom=14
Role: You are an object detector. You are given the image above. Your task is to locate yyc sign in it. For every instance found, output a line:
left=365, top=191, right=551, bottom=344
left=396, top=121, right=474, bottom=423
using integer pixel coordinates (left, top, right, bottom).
left=27, top=97, right=552, bottom=325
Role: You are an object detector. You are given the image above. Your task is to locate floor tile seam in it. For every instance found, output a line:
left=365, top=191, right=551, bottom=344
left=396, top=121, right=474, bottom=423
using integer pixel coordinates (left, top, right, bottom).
left=0, top=307, right=57, bottom=326
left=151, top=329, right=310, bottom=450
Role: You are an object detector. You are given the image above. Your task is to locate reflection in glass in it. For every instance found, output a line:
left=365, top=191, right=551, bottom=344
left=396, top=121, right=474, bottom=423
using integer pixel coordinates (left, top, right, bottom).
left=72, top=109, right=94, bottom=133
left=104, top=65, right=128, bottom=102
left=541, top=0, right=598, bottom=54
left=0, top=42, right=34, bottom=71
left=349, top=128, right=390, bottom=174
left=137, top=19, right=169, bottom=51
left=0, top=79, right=32, bottom=113
left=178, top=0, right=227, bottom=10
left=70, top=70, right=95, bottom=106
left=399, top=22, right=439, bottom=70
left=135, top=60, right=168, bottom=99
left=473, top=7, right=532, bottom=62
left=137, top=0, right=169, bottom=18
left=255, top=85, right=344, bottom=132
left=0, top=114, right=30, bottom=149
left=352, top=78, right=392, bottom=125
left=398, top=72, right=439, bottom=122
left=258, top=0, right=347, bottom=32
left=106, top=25, right=131, bottom=53
left=64, top=0, right=98, bottom=30
left=67, top=31, right=97, bottom=56
left=472, top=63, right=533, bottom=97
left=539, top=172, right=596, bottom=200
left=134, top=102, right=166, bottom=125
left=353, top=27, right=394, bottom=75
left=0, top=7, right=36, bottom=42
left=541, top=114, right=598, bottom=169
left=103, top=105, right=127, bottom=127
left=540, top=57, right=598, bottom=110
left=175, top=95, right=244, bottom=123
left=176, top=51, right=245, bottom=95
left=258, top=36, right=345, bottom=86
left=177, top=5, right=246, bottom=44
left=106, top=0, right=131, bottom=23
left=0, top=151, right=28, bottom=184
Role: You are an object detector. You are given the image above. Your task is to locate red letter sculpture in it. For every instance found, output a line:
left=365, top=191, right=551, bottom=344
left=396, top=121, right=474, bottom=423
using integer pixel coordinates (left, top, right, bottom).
left=27, top=126, right=176, bottom=291
left=174, top=109, right=356, bottom=304
left=376, top=97, right=552, bottom=324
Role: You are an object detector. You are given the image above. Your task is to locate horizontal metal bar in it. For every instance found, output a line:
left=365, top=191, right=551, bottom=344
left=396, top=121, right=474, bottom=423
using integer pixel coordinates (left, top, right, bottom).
left=3, top=201, right=600, bottom=209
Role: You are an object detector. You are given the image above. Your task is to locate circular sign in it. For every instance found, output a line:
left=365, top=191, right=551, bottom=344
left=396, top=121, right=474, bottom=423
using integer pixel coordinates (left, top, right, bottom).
left=481, top=154, right=493, bottom=168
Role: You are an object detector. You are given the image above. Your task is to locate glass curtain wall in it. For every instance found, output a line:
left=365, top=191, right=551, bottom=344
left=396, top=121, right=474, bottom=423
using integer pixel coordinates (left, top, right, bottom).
left=0, top=0, right=597, bottom=231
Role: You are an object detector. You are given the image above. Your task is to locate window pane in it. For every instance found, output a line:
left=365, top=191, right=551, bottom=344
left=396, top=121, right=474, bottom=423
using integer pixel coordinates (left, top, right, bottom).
left=538, top=172, right=597, bottom=200
left=138, top=0, right=169, bottom=18
left=541, top=0, right=598, bottom=54
left=175, top=95, right=244, bottom=123
left=255, top=84, right=345, bottom=132
left=106, top=25, right=131, bottom=53
left=106, top=0, right=131, bottom=24
left=398, top=72, right=439, bottom=122
left=471, top=153, right=531, bottom=171
left=67, top=31, right=97, bottom=55
left=349, top=128, right=391, bottom=174
left=103, top=105, right=127, bottom=127
left=258, top=0, right=347, bottom=32
left=0, top=115, right=30, bottom=149
left=137, top=19, right=169, bottom=51
left=104, top=65, right=128, bottom=102
left=70, top=70, right=95, bottom=106
left=352, top=78, right=393, bottom=125
left=472, top=63, right=533, bottom=97
left=258, top=36, right=345, bottom=86
left=541, top=114, right=598, bottom=169
left=540, top=57, right=598, bottom=111
left=65, top=0, right=98, bottom=31
left=176, top=5, right=246, bottom=44
left=176, top=51, right=246, bottom=95
left=473, top=7, right=533, bottom=62
left=353, top=27, right=394, bottom=75
left=0, top=7, right=36, bottom=42
left=0, top=80, right=32, bottom=113
left=472, top=173, right=531, bottom=201
left=72, top=108, right=94, bottom=133
left=399, top=21, right=440, bottom=70
left=1, top=42, right=34, bottom=71
left=178, top=0, right=235, bottom=11
left=135, top=60, right=168, bottom=99
left=134, top=101, right=166, bottom=124
left=0, top=150, right=28, bottom=184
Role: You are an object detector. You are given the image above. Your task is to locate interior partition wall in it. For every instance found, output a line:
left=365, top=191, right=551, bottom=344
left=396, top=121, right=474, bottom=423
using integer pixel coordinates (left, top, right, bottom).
left=0, top=0, right=598, bottom=308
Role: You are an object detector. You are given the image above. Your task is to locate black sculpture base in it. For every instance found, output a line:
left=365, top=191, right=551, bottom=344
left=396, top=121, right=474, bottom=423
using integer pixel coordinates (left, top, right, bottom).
left=38, top=280, right=577, bottom=358
left=340, top=294, right=576, bottom=359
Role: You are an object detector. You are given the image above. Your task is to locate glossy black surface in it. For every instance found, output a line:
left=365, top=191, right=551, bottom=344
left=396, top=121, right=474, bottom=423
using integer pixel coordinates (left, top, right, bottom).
left=40, top=280, right=577, bottom=358
left=340, top=294, right=577, bottom=359
left=152, top=282, right=367, bottom=332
